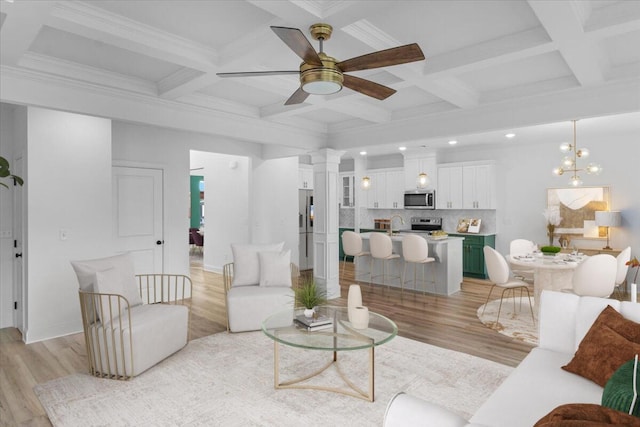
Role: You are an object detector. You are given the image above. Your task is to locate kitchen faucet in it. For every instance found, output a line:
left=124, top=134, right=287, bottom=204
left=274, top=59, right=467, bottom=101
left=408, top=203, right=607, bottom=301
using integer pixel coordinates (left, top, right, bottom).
left=389, top=214, right=405, bottom=235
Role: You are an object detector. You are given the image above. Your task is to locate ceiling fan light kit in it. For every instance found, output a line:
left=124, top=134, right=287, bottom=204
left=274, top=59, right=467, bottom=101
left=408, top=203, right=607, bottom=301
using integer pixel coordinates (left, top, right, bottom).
left=217, top=22, right=425, bottom=105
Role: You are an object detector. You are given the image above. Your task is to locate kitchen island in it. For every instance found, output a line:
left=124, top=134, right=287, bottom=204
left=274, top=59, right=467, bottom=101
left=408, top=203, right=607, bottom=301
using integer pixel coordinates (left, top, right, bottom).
left=358, top=232, right=464, bottom=296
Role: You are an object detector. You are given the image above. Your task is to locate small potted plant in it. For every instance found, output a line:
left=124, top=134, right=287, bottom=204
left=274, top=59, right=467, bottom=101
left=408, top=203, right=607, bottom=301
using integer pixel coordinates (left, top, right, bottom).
left=294, top=277, right=326, bottom=318
left=0, top=156, right=24, bottom=189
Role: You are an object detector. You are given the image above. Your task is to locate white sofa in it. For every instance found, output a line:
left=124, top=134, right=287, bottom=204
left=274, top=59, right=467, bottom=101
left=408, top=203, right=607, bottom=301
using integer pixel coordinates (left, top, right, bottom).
left=384, top=290, right=640, bottom=427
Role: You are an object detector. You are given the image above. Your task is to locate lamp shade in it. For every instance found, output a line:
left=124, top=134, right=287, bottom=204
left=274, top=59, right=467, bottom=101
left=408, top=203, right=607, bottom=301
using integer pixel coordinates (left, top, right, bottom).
left=595, top=211, right=621, bottom=227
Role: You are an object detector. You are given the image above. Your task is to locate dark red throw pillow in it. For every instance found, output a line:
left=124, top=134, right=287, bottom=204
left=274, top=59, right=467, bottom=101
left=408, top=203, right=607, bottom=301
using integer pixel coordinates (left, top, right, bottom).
left=562, top=306, right=640, bottom=387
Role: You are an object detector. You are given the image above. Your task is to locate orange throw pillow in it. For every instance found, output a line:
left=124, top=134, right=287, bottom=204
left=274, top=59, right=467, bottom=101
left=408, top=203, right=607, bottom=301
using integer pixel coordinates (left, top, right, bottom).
left=534, top=403, right=640, bottom=426
left=562, top=306, right=640, bottom=387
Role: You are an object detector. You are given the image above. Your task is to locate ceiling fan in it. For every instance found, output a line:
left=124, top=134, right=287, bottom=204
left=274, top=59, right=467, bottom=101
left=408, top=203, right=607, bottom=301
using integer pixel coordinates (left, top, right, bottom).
left=216, top=23, right=425, bottom=105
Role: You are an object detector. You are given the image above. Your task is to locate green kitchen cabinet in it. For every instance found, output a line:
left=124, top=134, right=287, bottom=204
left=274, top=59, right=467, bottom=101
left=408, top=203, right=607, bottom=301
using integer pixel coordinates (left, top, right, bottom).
left=449, top=233, right=496, bottom=279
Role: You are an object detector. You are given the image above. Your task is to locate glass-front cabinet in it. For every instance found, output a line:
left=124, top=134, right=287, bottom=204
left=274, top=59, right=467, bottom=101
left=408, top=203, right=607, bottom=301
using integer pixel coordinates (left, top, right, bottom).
left=340, top=173, right=355, bottom=208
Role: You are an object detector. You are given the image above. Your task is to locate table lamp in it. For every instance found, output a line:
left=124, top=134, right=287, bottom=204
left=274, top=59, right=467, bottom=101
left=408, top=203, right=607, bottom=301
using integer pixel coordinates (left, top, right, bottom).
left=595, top=211, right=621, bottom=250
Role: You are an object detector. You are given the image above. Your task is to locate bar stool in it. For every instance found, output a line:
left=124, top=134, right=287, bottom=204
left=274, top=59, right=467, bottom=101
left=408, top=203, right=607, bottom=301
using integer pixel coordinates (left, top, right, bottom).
left=369, top=232, right=401, bottom=290
left=341, top=231, right=370, bottom=281
left=401, top=234, right=436, bottom=295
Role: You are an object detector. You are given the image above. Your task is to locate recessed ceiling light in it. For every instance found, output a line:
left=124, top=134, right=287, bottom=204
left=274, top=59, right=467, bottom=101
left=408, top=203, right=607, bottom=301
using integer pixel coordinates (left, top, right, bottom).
left=448, top=140, right=458, bottom=145
left=359, top=151, right=367, bottom=156
left=398, top=146, right=407, bottom=151
left=505, top=133, right=516, bottom=138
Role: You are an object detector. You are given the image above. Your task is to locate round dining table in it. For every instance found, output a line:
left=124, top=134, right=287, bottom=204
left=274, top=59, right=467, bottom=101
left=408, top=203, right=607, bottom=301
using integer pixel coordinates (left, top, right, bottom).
left=508, top=253, right=588, bottom=306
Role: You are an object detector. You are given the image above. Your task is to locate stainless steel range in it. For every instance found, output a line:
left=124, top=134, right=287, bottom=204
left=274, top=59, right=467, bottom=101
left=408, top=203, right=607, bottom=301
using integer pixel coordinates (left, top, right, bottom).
left=409, top=217, right=443, bottom=233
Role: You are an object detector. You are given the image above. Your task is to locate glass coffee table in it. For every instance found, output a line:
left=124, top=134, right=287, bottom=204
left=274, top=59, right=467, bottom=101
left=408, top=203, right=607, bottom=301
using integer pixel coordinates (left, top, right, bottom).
left=262, top=305, right=397, bottom=401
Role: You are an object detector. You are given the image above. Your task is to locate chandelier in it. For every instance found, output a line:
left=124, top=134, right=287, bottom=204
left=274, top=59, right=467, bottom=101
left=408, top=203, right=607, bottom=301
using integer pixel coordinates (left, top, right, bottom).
left=552, top=120, right=601, bottom=186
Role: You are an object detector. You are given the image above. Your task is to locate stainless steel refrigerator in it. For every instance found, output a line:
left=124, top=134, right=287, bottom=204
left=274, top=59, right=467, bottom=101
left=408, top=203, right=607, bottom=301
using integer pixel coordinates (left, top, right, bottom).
left=299, top=189, right=314, bottom=271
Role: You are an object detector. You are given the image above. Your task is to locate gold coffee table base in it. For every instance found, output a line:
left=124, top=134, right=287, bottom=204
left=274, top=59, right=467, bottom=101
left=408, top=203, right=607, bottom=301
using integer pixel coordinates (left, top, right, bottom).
left=274, top=339, right=375, bottom=401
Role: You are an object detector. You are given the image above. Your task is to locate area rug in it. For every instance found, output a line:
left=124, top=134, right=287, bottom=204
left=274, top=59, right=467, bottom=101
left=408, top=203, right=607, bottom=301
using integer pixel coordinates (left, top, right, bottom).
left=477, top=297, right=538, bottom=345
left=34, top=332, right=513, bottom=426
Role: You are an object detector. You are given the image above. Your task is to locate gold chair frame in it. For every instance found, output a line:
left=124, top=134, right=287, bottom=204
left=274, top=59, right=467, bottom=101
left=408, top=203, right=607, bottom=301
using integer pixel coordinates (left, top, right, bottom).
left=78, top=274, right=192, bottom=380
left=222, top=262, right=299, bottom=332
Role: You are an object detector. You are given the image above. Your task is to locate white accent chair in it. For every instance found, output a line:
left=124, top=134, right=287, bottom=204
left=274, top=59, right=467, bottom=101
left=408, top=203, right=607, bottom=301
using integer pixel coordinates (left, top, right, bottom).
left=369, top=232, right=401, bottom=290
left=341, top=231, right=370, bottom=281
left=72, top=254, right=191, bottom=380
left=223, top=243, right=298, bottom=332
left=401, top=234, right=436, bottom=295
left=614, top=246, right=631, bottom=299
left=482, top=246, right=535, bottom=326
left=569, top=253, right=618, bottom=298
left=509, top=238, right=536, bottom=283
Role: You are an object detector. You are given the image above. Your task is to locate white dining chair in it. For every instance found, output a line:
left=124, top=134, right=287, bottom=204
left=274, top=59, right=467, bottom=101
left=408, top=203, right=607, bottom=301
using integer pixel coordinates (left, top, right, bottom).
left=509, top=239, right=536, bottom=283
left=614, top=247, right=632, bottom=298
left=569, top=254, right=618, bottom=298
left=482, top=246, right=535, bottom=326
left=341, top=231, right=370, bottom=281
left=369, top=232, right=401, bottom=290
left=401, top=234, right=436, bottom=295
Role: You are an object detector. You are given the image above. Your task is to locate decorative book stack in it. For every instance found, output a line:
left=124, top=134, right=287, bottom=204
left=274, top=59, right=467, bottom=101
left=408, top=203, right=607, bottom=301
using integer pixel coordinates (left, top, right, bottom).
left=294, top=314, right=333, bottom=331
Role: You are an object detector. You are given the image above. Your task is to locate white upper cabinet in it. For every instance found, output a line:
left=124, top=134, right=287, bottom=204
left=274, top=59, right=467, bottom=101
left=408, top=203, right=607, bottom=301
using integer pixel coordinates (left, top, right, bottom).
left=339, top=173, right=355, bottom=208
left=365, top=168, right=404, bottom=209
left=463, top=163, right=496, bottom=209
left=438, top=161, right=495, bottom=210
left=437, top=165, right=463, bottom=209
left=386, top=170, right=405, bottom=209
left=298, top=165, right=313, bottom=189
left=404, top=155, right=437, bottom=190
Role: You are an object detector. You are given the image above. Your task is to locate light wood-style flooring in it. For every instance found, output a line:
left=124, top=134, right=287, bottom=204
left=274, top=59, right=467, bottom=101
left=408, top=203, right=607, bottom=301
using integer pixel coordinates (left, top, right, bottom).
left=1, top=256, right=535, bottom=426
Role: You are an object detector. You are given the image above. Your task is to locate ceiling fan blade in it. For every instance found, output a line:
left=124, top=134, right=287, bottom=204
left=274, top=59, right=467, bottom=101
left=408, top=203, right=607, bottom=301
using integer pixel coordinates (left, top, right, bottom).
left=343, top=74, right=396, bottom=100
left=337, top=43, right=425, bottom=72
left=284, top=87, right=310, bottom=105
left=216, top=71, right=299, bottom=78
left=271, top=26, right=323, bottom=66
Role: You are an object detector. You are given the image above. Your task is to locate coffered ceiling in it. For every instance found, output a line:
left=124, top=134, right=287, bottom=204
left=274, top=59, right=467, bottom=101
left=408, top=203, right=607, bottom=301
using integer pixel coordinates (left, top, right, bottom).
left=1, top=1, right=638, bottom=158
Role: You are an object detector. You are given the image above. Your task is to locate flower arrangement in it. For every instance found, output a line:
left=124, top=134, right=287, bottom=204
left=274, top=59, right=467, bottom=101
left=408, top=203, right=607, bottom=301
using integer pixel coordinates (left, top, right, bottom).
left=543, top=207, right=562, bottom=246
left=627, top=257, right=640, bottom=284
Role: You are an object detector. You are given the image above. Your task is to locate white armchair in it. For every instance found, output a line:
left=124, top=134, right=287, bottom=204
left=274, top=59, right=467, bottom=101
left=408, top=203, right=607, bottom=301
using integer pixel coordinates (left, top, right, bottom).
left=223, top=243, right=298, bottom=332
left=72, top=254, right=191, bottom=380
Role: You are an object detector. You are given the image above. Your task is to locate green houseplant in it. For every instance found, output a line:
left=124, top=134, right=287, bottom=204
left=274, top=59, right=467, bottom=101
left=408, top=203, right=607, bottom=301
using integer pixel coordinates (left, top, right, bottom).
left=294, top=277, right=326, bottom=317
left=0, top=156, right=24, bottom=189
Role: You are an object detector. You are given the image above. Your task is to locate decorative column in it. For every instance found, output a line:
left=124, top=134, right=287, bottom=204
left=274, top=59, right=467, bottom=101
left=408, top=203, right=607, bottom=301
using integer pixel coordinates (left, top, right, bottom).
left=311, top=148, right=345, bottom=300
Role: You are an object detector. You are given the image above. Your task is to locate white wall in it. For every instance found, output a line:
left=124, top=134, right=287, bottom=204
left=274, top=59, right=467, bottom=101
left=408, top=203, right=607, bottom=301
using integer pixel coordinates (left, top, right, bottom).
left=188, top=152, right=298, bottom=272
left=25, top=107, right=112, bottom=343
left=190, top=150, right=250, bottom=272
left=438, top=134, right=639, bottom=282
left=252, top=156, right=299, bottom=263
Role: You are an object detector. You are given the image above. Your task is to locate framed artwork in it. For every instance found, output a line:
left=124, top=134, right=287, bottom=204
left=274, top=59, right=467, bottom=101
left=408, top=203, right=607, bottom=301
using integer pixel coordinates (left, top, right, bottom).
left=456, top=218, right=469, bottom=233
left=546, top=186, right=610, bottom=236
left=467, top=219, right=482, bottom=233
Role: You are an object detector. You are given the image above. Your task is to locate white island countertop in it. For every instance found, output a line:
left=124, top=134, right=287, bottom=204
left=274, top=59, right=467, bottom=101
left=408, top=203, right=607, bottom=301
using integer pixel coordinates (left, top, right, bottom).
left=357, top=232, right=464, bottom=295
left=360, top=232, right=464, bottom=244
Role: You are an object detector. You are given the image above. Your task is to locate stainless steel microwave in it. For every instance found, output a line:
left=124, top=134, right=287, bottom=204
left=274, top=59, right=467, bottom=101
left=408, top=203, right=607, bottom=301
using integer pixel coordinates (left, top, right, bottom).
left=404, top=190, right=435, bottom=209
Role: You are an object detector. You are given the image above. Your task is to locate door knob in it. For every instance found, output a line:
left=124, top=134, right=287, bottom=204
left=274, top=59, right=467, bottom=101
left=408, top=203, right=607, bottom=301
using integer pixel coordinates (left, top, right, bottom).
left=156, top=240, right=164, bottom=245
left=15, top=253, right=22, bottom=258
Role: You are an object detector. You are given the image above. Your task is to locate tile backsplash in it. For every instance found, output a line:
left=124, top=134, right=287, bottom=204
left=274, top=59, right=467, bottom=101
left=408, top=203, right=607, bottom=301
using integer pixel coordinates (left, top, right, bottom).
left=340, top=208, right=496, bottom=234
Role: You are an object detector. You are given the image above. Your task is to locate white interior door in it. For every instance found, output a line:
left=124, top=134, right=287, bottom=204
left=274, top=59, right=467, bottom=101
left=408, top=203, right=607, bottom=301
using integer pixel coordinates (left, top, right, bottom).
left=113, top=166, right=163, bottom=273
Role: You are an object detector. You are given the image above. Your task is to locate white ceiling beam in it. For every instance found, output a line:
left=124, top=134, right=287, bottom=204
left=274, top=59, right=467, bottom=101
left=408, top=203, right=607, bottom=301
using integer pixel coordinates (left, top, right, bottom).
left=414, top=77, right=480, bottom=109
left=47, top=1, right=218, bottom=72
left=329, top=78, right=640, bottom=149
left=0, top=1, right=54, bottom=65
left=19, top=52, right=158, bottom=96
left=527, top=0, right=605, bottom=86
left=422, top=28, right=555, bottom=78
left=584, top=0, right=640, bottom=37
left=0, top=64, right=326, bottom=150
